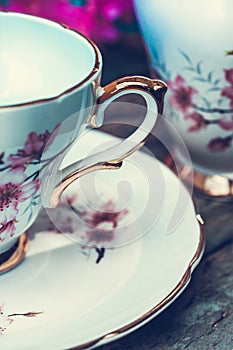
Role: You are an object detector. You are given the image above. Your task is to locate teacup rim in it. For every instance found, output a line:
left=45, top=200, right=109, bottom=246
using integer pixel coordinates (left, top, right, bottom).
left=0, top=11, right=102, bottom=109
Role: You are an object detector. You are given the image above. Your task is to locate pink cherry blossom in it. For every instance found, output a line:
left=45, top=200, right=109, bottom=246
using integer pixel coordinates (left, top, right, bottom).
left=80, top=200, right=129, bottom=244
left=0, top=219, right=16, bottom=242
left=218, top=116, right=233, bottom=130
left=167, top=75, right=198, bottom=113
left=207, top=136, right=232, bottom=152
left=82, top=200, right=128, bottom=229
left=0, top=168, right=40, bottom=225
left=0, top=200, right=18, bottom=231
left=8, top=130, right=51, bottom=167
left=0, top=305, right=14, bottom=335
left=224, top=68, right=233, bottom=85
left=184, top=112, right=207, bottom=132
left=221, top=68, right=233, bottom=108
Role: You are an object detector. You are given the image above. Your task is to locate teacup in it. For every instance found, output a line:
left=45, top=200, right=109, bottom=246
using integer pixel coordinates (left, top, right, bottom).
left=133, top=0, right=233, bottom=196
left=0, top=11, right=166, bottom=272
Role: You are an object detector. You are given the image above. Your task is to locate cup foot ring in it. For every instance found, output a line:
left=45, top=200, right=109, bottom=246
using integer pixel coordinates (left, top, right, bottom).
left=165, top=155, right=233, bottom=198
left=0, top=233, right=29, bottom=274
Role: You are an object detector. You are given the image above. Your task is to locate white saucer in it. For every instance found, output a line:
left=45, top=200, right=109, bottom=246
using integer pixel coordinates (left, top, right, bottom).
left=0, top=131, right=204, bottom=350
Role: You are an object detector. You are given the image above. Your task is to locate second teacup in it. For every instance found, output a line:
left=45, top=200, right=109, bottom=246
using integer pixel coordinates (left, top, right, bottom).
left=134, top=0, right=233, bottom=196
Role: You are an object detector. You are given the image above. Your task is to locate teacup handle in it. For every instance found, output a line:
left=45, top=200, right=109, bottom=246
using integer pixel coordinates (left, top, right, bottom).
left=48, top=76, right=167, bottom=208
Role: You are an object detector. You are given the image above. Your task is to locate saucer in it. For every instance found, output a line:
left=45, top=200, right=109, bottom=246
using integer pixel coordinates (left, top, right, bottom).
left=0, top=131, right=204, bottom=350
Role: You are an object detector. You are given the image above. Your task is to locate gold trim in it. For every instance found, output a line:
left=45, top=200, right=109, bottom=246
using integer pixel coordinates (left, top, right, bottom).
left=165, top=154, right=233, bottom=198
left=0, top=233, right=29, bottom=274
left=94, top=76, right=167, bottom=126
left=93, top=77, right=167, bottom=156
left=0, top=12, right=101, bottom=109
left=69, top=199, right=205, bottom=349
left=50, top=161, right=122, bottom=208
left=50, top=78, right=167, bottom=208
left=196, top=214, right=205, bottom=225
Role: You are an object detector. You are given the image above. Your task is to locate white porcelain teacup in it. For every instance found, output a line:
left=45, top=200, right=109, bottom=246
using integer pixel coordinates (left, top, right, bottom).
left=0, top=11, right=166, bottom=272
left=134, top=0, right=233, bottom=196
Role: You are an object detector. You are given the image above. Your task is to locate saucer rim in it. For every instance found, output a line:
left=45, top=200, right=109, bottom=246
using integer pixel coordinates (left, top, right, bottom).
left=71, top=213, right=204, bottom=349
left=1, top=131, right=205, bottom=349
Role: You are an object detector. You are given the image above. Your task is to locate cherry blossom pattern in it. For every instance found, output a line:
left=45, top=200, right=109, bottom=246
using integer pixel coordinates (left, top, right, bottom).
left=166, top=51, right=233, bottom=152
left=184, top=112, right=208, bottom=132
left=221, top=68, right=233, bottom=108
left=0, top=304, right=42, bottom=335
left=49, top=196, right=129, bottom=263
left=0, top=168, right=40, bottom=241
left=218, top=115, right=233, bottom=131
left=0, top=125, right=60, bottom=241
left=167, top=75, right=197, bottom=113
left=8, top=130, right=52, bottom=167
left=0, top=220, right=16, bottom=242
left=0, top=305, right=14, bottom=335
left=207, top=135, right=233, bottom=152
left=81, top=200, right=129, bottom=244
left=82, top=200, right=128, bottom=229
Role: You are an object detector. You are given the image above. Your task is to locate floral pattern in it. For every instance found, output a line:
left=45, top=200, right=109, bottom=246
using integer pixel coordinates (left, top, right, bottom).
left=207, top=136, right=233, bottom=152
left=157, top=49, right=233, bottom=152
left=0, top=127, right=58, bottom=242
left=184, top=112, right=207, bottom=132
left=167, top=75, right=197, bottom=113
left=8, top=131, right=51, bottom=167
left=81, top=200, right=128, bottom=242
left=0, top=304, right=42, bottom=335
left=50, top=193, right=129, bottom=263
left=0, top=304, right=13, bottom=335
left=221, top=68, right=233, bottom=107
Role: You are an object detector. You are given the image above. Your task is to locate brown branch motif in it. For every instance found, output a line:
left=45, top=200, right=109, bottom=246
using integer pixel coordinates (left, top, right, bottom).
left=0, top=304, right=43, bottom=335
left=0, top=125, right=60, bottom=242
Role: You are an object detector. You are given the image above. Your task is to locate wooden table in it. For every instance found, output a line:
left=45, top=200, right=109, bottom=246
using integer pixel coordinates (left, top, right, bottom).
left=94, top=41, right=233, bottom=350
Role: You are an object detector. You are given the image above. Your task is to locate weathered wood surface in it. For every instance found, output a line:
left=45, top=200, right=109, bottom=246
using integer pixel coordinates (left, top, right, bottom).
left=95, top=43, right=233, bottom=350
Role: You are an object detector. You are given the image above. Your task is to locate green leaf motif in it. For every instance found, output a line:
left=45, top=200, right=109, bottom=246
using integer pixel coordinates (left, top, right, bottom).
left=185, top=66, right=196, bottom=72
left=208, top=87, right=222, bottom=92
left=193, top=77, right=206, bottom=82
left=27, top=210, right=33, bottom=224
left=33, top=194, right=40, bottom=200
left=207, top=71, right=213, bottom=83
left=213, top=79, right=220, bottom=86
left=179, top=49, right=192, bottom=65
left=196, top=61, right=202, bottom=74
left=217, top=98, right=224, bottom=106
left=201, top=97, right=211, bottom=109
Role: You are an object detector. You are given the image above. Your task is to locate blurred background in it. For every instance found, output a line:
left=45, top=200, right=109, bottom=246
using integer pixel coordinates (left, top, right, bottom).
left=0, top=0, right=149, bottom=83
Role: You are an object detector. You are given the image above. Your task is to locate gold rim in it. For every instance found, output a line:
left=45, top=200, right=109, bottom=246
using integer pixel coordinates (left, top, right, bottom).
left=0, top=233, right=29, bottom=274
left=165, top=154, right=233, bottom=198
left=0, top=11, right=102, bottom=109
left=49, top=78, right=167, bottom=208
left=69, top=198, right=205, bottom=349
